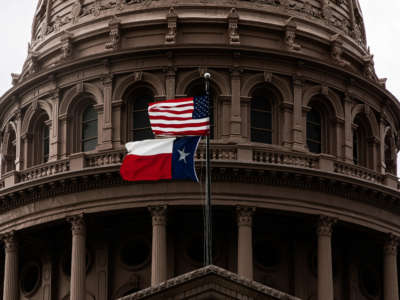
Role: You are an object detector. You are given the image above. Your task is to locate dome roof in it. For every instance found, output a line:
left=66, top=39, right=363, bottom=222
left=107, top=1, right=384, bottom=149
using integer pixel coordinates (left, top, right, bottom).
left=30, top=0, right=367, bottom=50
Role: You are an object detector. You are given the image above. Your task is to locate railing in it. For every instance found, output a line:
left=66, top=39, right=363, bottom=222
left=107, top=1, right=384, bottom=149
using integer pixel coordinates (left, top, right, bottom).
left=18, top=159, right=70, bottom=183
left=0, top=145, right=396, bottom=190
left=196, top=145, right=238, bottom=161
left=333, top=161, right=384, bottom=184
left=85, top=150, right=125, bottom=168
left=253, top=149, right=319, bottom=169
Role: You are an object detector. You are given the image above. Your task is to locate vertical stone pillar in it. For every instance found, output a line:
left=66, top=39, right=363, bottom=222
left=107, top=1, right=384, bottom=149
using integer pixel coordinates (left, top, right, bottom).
left=292, top=77, right=304, bottom=151
left=2, top=231, right=18, bottom=300
left=237, top=206, right=255, bottom=279
left=230, top=68, right=242, bottom=142
left=317, top=216, right=336, bottom=300
left=101, top=75, right=113, bottom=150
left=383, top=234, right=399, bottom=300
left=343, top=95, right=353, bottom=163
left=149, top=206, right=167, bottom=286
left=50, top=89, right=60, bottom=161
left=15, top=109, right=23, bottom=171
left=68, top=215, right=86, bottom=300
left=166, top=67, right=176, bottom=100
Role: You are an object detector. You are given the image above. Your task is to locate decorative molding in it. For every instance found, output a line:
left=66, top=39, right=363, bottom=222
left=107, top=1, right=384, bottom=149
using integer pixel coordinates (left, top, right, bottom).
left=237, top=206, right=255, bottom=227
left=67, top=214, right=86, bottom=236
left=1, top=231, right=18, bottom=253
left=165, top=7, right=177, bottom=45
left=383, top=233, right=399, bottom=255
left=228, top=8, right=240, bottom=45
left=149, top=205, right=167, bottom=226
left=284, top=17, right=301, bottom=51
left=316, top=215, right=337, bottom=237
left=105, top=16, right=121, bottom=51
left=330, top=33, right=350, bottom=68
left=60, top=31, right=73, bottom=59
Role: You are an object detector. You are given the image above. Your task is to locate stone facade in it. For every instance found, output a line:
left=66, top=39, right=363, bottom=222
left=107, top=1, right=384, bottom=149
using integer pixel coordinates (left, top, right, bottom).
left=0, top=0, right=400, bottom=300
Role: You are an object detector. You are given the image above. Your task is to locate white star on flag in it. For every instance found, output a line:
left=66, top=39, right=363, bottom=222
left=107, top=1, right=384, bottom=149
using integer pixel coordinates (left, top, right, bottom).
left=178, top=148, right=190, bottom=163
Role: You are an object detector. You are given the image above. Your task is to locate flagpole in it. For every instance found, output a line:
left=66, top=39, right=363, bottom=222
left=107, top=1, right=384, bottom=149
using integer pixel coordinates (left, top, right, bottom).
left=204, top=72, right=212, bottom=266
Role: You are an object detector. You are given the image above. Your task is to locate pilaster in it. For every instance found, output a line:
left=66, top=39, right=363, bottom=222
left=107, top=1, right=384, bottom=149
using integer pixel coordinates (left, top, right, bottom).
left=2, top=231, right=19, bottom=300
left=383, top=234, right=399, bottom=300
left=237, top=206, right=255, bottom=279
left=149, top=205, right=168, bottom=286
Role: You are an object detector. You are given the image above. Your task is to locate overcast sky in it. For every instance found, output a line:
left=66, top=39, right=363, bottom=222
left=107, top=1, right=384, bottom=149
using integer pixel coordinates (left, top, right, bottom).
left=0, top=1, right=398, bottom=99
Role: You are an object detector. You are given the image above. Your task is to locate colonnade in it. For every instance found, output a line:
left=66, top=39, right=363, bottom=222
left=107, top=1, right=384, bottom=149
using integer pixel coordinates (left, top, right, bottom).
left=1, top=207, right=399, bottom=300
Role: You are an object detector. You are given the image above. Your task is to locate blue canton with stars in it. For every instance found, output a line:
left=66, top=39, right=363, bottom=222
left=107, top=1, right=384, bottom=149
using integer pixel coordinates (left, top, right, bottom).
left=192, top=95, right=209, bottom=119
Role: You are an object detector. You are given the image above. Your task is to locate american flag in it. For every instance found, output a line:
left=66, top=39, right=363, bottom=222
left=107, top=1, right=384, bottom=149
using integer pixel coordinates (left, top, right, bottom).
left=148, top=96, right=210, bottom=136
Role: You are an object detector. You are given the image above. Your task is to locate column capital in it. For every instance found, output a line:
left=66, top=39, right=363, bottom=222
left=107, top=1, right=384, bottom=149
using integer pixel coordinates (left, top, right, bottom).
left=384, top=233, right=399, bottom=255
left=67, top=214, right=86, bottom=236
left=149, top=205, right=167, bottom=226
left=316, top=216, right=337, bottom=237
left=237, top=206, right=256, bottom=227
left=1, top=231, right=18, bottom=253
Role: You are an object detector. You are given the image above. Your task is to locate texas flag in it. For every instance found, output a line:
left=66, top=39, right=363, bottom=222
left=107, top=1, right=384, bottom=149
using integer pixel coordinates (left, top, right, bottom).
left=120, top=136, right=201, bottom=182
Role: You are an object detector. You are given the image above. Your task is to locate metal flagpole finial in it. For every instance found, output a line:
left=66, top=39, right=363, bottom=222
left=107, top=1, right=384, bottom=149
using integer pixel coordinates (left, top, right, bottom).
left=203, top=72, right=211, bottom=79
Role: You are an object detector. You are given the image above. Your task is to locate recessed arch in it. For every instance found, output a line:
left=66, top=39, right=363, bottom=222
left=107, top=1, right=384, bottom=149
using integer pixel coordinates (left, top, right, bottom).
left=303, top=86, right=344, bottom=120
left=21, top=99, right=52, bottom=137
left=351, top=104, right=379, bottom=139
left=176, top=69, right=229, bottom=96
left=113, top=72, right=165, bottom=101
left=241, top=73, right=293, bottom=103
left=59, top=82, right=103, bottom=117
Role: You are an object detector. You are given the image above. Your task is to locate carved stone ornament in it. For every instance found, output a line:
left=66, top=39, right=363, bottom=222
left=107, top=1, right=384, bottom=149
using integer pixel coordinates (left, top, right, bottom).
left=330, top=34, right=350, bottom=67
left=363, top=54, right=378, bottom=81
left=2, top=231, right=18, bottom=253
left=264, top=71, right=273, bottom=83
left=61, top=31, right=73, bottom=59
left=71, top=0, right=83, bottom=24
left=149, top=205, right=167, bottom=226
left=284, top=17, right=301, bottom=51
left=29, top=50, right=40, bottom=73
left=105, top=16, right=121, bottom=51
left=11, top=73, right=20, bottom=86
left=237, top=206, right=255, bottom=227
left=228, top=8, right=240, bottom=45
left=165, top=7, right=177, bottom=45
left=132, top=71, right=143, bottom=82
left=68, top=214, right=86, bottom=236
left=316, top=215, right=336, bottom=237
left=384, top=233, right=399, bottom=255
left=322, top=1, right=332, bottom=22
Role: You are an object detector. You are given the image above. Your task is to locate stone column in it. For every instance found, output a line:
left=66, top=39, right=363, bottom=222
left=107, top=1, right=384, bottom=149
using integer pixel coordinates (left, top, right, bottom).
left=230, top=68, right=242, bottom=142
left=317, top=216, right=336, bottom=300
left=2, top=231, right=18, bottom=300
left=68, top=215, right=86, bottom=300
left=101, top=75, right=113, bottom=150
left=343, top=95, right=353, bottom=163
left=165, top=67, right=176, bottom=99
left=383, top=234, right=399, bottom=300
left=292, top=77, right=304, bottom=151
left=15, top=109, right=23, bottom=171
left=149, top=206, right=167, bottom=286
left=237, top=206, right=255, bottom=279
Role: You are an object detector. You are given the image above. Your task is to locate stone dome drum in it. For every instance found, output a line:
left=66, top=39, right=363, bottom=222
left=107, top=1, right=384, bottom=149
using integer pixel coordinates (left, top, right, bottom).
left=0, top=1, right=400, bottom=300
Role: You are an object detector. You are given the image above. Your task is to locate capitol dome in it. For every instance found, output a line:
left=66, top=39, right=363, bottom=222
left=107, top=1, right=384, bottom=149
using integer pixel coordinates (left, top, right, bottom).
left=1, top=0, right=400, bottom=300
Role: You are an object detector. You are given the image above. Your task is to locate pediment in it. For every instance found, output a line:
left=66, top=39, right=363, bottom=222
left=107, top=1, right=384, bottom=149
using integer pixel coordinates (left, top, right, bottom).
left=119, top=265, right=301, bottom=300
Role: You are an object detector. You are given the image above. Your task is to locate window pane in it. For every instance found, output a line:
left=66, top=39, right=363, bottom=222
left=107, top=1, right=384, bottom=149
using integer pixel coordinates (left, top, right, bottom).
left=251, top=91, right=272, bottom=144
left=306, top=109, right=321, bottom=153
left=251, top=129, right=272, bottom=144
left=43, top=126, right=49, bottom=163
left=82, top=106, right=98, bottom=151
left=83, top=139, right=97, bottom=152
left=132, top=90, right=154, bottom=141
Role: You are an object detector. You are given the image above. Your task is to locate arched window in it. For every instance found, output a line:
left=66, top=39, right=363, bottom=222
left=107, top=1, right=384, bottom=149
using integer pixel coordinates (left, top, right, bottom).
left=30, top=110, right=50, bottom=166
left=130, top=87, right=154, bottom=141
left=186, top=80, right=216, bottom=139
left=353, top=114, right=371, bottom=168
left=306, top=96, right=337, bottom=155
left=250, top=87, right=273, bottom=144
left=81, top=105, right=98, bottom=152
left=384, top=132, right=396, bottom=174
left=306, top=108, right=322, bottom=154
left=3, top=127, right=16, bottom=173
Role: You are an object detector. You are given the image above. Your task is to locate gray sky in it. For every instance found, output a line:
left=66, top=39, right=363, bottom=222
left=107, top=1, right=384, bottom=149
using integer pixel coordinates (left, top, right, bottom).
left=0, top=1, right=399, bottom=99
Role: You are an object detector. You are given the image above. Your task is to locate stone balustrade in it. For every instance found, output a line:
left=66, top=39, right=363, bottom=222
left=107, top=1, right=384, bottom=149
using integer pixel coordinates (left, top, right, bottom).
left=0, top=145, right=397, bottom=191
